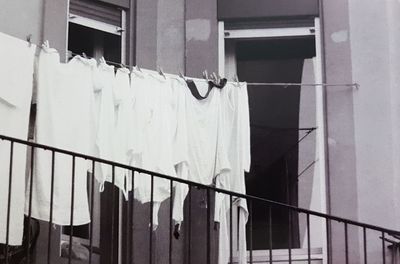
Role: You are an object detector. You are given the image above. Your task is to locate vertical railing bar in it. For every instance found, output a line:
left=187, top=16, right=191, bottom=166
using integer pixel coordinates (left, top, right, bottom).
left=110, top=165, right=116, bottom=264
left=363, top=227, right=367, bottom=264
left=130, top=170, right=135, bottom=264
left=26, top=146, right=35, bottom=264
left=169, top=180, right=173, bottom=264
left=47, top=150, right=55, bottom=264
left=89, top=160, right=95, bottom=264
left=5, top=141, right=14, bottom=264
left=230, top=195, right=233, bottom=264
left=188, top=185, right=192, bottom=263
left=288, top=208, right=292, bottom=264
left=382, top=232, right=386, bottom=264
left=249, top=200, right=253, bottom=264
left=268, top=205, right=273, bottom=264
left=326, top=218, right=331, bottom=264
left=68, top=156, right=76, bottom=264
left=344, top=222, right=349, bottom=264
left=206, top=188, right=211, bottom=264
left=285, top=157, right=292, bottom=264
left=149, top=175, right=154, bottom=264
left=125, top=174, right=130, bottom=264
left=307, top=213, right=311, bottom=264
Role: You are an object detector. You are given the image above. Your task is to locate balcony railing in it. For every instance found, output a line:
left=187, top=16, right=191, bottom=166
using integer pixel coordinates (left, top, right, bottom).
left=1, top=133, right=400, bottom=264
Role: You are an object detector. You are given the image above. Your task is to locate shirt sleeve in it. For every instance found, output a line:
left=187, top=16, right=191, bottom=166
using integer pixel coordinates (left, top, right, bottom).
left=240, top=83, right=251, bottom=172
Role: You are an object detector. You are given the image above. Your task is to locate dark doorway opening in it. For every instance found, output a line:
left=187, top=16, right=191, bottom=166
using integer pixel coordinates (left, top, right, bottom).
left=235, top=37, right=315, bottom=250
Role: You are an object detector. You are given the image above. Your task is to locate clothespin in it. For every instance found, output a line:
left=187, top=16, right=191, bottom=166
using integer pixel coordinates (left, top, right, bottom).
left=42, top=40, right=50, bottom=49
left=99, top=56, right=106, bottom=64
left=82, top=52, right=88, bottom=59
left=178, top=71, right=186, bottom=80
left=217, top=73, right=222, bottom=82
left=202, top=70, right=209, bottom=81
left=158, top=67, right=166, bottom=79
left=233, top=74, right=240, bottom=87
left=26, top=34, right=32, bottom=47
left=212, top=72, right=218, bottom=83
left=136, top=65, right=142, bottom=72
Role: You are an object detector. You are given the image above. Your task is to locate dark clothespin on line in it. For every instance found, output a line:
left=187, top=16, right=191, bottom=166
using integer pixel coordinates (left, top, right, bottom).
left=158, top=67, right=166, bottom=79
left=26, top=34, right=32, bottom=47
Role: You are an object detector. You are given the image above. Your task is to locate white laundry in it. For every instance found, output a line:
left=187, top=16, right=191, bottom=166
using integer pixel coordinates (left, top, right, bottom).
left=173, top=77, right=231, bottom=231
left=28, top=48, right=95, bottom=226
left=129, top=71, right=189, bottom=227
left=131, top=71, right=175, bottom=227
left=92, top=62, right=116, bottom=188
left=215, top=82, right=251, bottom=264
left=183, top=78, right=230, bottom=186
left=0, top=32, right=35, bottom=245
left=110, top=67, right=131, bottom=199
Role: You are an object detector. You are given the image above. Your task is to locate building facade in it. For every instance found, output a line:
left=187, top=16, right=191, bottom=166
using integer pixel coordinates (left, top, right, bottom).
left=1, top=0, right=400, bottom=263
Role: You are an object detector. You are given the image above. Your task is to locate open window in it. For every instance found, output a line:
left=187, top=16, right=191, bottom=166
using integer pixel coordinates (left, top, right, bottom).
left=220, top=19, right=328, bottom=263
left=60, top=1, right=126, bottom=263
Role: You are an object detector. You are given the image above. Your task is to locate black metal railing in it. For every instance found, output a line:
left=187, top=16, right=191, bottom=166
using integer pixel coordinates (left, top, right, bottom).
left=1, top=133, right=400, bottom=264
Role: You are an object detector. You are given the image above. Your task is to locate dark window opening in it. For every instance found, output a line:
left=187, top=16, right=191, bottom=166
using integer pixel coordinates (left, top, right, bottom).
left=234, top=37, right=316, bottom=250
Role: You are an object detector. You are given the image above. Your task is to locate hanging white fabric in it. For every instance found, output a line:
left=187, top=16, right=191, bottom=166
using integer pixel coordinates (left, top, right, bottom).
left=0, top=32, right=36, bottom=246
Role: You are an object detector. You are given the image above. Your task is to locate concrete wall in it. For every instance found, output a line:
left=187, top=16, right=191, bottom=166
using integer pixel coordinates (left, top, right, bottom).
left=320, top=0, right=360, bottom=262
left=185, top=0, right=219, bottom=77
left=323, top=0, right=400, bottom=262
left=0, top=0, right=44, bottom=45
left=347, top=0, right=400, bottom=262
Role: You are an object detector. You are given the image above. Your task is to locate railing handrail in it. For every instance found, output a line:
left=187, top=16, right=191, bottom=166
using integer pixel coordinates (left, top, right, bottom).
left=2, top=133, right=400, bottom=236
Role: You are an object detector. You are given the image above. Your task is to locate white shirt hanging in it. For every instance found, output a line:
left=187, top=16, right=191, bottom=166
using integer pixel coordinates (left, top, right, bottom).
left=28, top=49, right=95, bottom=226
left=92, top=62, right=116, bottom=189
left=0, top=32, right=35, bottom=245
left=215, top=82, right=251, bottom=264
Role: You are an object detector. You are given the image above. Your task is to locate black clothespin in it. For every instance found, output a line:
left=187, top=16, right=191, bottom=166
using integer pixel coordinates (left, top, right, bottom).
left=173, top=224, right=180, bottom=239
left=158, top=67, right=166, bottom=79
left=26, top=34, right=32, bottom=47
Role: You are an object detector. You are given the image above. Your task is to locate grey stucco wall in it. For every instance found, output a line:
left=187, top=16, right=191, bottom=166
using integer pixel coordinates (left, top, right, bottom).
left=322, top=0, right=400, bottom=262
left=347, top=0, right=400, bottom=262
left=0, top=0, right=44, bottom=45
left=185, top=0, right=219, bottom=77
left=320, top=0, right=360, bottom=262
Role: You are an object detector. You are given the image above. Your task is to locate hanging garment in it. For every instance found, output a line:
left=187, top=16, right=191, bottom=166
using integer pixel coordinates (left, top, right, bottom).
left=182, top=78, right=230, bottom=186
left=110, top=67, right=131, bottom=199
left=128, top=71, right=189, bottom=228
left=215, top=82, right=251, bottom=264
left=0, top=32, right=35, bottom=245
left=28, top=48, right=95, bottom=226
left=170, top=77, right=231, bottom=231
left=132, top=72, right=174, bottom=228
left=92, top=62, right=116, bottom=190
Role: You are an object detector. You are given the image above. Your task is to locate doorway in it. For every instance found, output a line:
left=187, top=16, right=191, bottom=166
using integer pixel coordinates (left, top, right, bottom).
left=224, top=34, right=317, bottom=250
left=238, top=37, right=315, bottom=250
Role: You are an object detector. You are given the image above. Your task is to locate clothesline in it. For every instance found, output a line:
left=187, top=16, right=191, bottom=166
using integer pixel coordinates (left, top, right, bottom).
left=66, top=51, right=359, bottom=89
